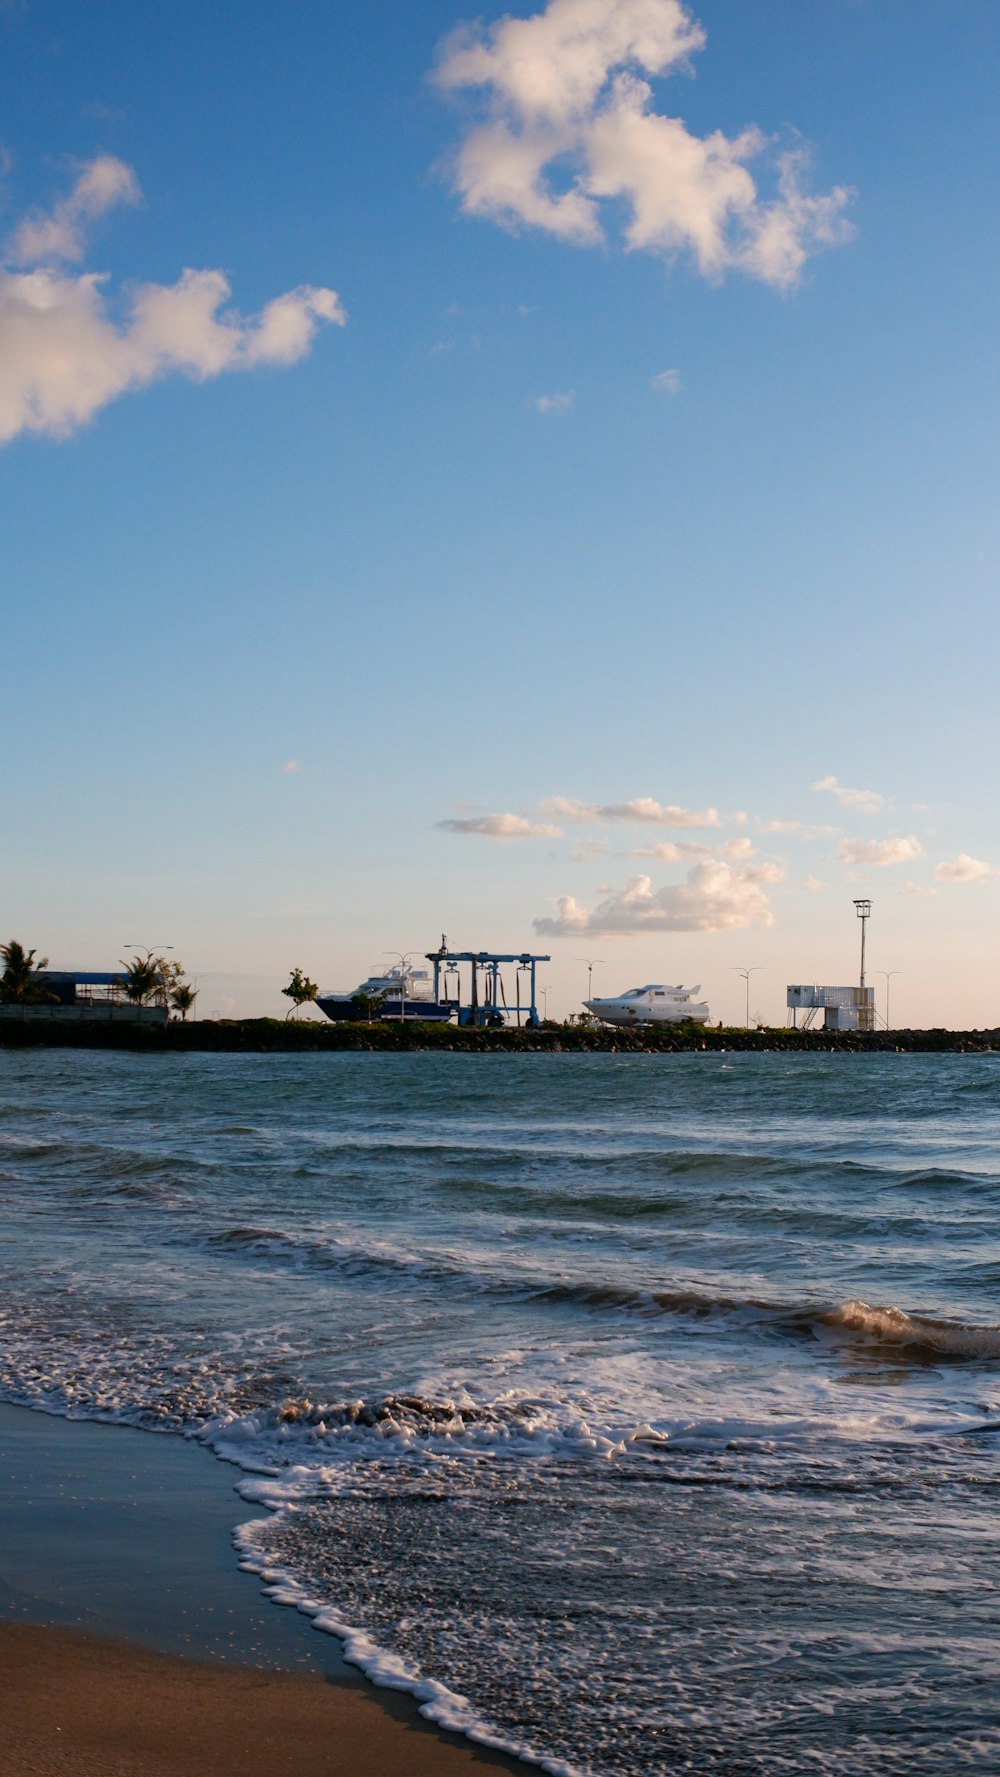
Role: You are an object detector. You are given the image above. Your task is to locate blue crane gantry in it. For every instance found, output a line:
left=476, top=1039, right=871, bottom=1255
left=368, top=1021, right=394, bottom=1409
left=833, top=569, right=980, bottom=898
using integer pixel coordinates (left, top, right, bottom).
left=425, top=942, right=550, bottom=1028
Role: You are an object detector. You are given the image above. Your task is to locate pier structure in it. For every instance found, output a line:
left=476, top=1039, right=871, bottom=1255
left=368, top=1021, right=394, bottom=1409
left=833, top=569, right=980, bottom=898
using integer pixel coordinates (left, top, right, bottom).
left=786, top=898, right=878, bottom=1032
left=0, top=971, right=167, bottom=1027
left=426, top=943, right=550, bottom=1028
left=786, top=983, right=876, bottom=1032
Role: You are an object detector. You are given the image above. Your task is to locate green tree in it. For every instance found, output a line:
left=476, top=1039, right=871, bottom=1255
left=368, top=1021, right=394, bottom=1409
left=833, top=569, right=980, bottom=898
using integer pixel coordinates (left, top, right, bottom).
left=0, top=940, right=50, bottom=1004
left=351, top=989, right=386, bottom=1025
left=281, top=966, right=318, bottom=1019
left=158, top=958, right=185, bottom=1004
left=170, top=981, right=198, bottom=1021
left=120, top=954, right=163, bottom=1005
left=120, top=953, right=187, bottom=1007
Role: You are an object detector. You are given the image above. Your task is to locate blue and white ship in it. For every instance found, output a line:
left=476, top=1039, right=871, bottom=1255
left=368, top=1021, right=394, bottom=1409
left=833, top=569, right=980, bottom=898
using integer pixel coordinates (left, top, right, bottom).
left=316, top=962, right=453, bottom=1023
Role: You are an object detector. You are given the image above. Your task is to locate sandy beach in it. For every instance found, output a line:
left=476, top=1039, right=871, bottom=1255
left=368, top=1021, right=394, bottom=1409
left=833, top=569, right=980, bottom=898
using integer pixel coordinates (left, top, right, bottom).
left=0, top=1623, right=527, bottom=1776
left=0, top=1404, right=527, bottom=1777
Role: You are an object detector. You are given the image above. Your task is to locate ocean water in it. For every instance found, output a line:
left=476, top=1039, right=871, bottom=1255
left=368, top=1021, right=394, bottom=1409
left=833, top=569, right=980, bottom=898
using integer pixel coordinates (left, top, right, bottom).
left=2, top=1049, right=1000, bottom=1774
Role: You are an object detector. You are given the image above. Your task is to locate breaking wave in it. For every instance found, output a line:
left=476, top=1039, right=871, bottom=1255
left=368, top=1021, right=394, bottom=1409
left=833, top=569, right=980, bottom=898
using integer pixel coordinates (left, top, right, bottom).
left=821, top=1299, right=1000, bottom=1361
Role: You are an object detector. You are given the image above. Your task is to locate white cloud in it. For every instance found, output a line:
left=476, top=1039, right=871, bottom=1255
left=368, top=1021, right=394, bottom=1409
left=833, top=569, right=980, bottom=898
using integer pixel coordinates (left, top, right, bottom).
left=281, top=759, right=301, bottom=775
left=804, top=875, right=825, bottom=893
left=8, top=155, right=140, bottom=264
left=934, top=853, right=992, bottom=884
left=436, top=0, right=851, bottom=289
left=439, top=812, right=562, bottom=838
left=899, top=880, right=936, bottom=899
left=0, top=158, right=345, bottom=444
left=571, top=838, right=612, bottom=862
left=540, top=793, right=720, bottom=827
left=651, top=367, right=680, bottom=394
left=535, top=388, right=574, bottom=413
left=628, top=839, right=693, bottom=861
left=721, top=836, right=755, bottom=860
left=758, top=818, right=837, bottom=840
left=630, top=836, right=754, bottom=861
left=534, top=858, right=783, bottom=935
left=813, top=775, right=884, bottom=815
left=838, top=835, right=924, bottom=869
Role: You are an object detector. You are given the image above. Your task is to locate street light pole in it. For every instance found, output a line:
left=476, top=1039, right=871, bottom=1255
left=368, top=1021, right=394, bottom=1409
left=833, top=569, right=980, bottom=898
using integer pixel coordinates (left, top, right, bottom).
left=384, top=952, right=412, bottom=1021
left=731, top=966, right=763, bottom=1030
left=577, top=958, right=606, bottom=1012
left=874, top=969, right=901, bottom=1031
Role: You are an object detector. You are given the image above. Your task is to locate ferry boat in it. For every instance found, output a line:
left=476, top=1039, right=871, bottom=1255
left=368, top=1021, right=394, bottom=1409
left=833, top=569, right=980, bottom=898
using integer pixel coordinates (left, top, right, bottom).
left=316, top=963, right=453, bottom=1023
left=586, top=983, right=710, bottom=1027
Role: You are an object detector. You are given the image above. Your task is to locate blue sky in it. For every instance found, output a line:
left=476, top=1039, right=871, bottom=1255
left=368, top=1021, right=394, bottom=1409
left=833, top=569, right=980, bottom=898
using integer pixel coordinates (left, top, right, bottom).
left=3, top=0, right=998, bottom=1025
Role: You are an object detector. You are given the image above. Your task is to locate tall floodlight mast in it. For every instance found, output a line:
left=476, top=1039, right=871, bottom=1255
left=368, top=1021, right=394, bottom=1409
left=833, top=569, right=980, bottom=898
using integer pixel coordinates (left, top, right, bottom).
left=853, top=899, right=871, bottom=992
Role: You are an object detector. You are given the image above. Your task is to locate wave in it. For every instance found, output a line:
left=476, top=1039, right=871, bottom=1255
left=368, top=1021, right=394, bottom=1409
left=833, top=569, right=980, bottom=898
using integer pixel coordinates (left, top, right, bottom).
left=201, top=1223, right=789, bottom=1321
left=231, top=1533, right=580, bottom=1775
left=198, top=1226, right=1000, bottom=1364
left=819, top=1299, right=1000, bottom=1361
left=204, top=1224, right=470, bottom=1287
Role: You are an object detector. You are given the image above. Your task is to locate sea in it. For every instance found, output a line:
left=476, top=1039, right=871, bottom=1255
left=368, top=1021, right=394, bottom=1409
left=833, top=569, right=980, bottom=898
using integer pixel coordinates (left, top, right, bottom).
left=2, top=1047, right=999, bottom=1775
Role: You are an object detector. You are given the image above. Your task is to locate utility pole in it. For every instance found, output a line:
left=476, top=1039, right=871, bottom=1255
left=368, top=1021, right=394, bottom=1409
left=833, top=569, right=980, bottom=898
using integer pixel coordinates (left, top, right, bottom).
left=874, top=968, right=901, bottom=1031
left=731, top=966, right=763, bottom=1030
left=577, top=958, right=605, bottom=1010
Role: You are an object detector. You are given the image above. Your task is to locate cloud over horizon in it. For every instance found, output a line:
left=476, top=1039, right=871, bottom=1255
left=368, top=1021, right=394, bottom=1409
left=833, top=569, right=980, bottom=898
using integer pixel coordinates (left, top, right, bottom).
left=534, top=858, right=783, bottom=935
left=629, top=836, right=755, bottom=861
left=535, top=388, right=575, bottom=413
left=0, top=158, right=345, bottom=443
left=838, top=835, right=924, bottom=869
left=758, top=818, right=837, bottom=840
left=540, top=794, right=721, bottom=828
left=651, top=367, right=680, bottom=395
left=9, top=153, right=141, bottom=265
left=934, top=853, right=991, bottom=884
left=436, top=0, right=851, bottom=289
left=439, top=811, right=562, bottom=838
left=813, top=775, right=884, bottom=815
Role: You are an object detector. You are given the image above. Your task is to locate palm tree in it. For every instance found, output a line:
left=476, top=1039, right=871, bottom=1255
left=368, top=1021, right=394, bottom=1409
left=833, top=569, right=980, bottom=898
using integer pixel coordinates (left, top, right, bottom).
left=120, top=954, right=162, bottom=1005
left=0, top=940, right=50, bottom=1004
left=157, top=957, right=184, bottom=1006
left=170, top=981, right=198, bottom=1021
left=281, top=966, right=318, bottom=1019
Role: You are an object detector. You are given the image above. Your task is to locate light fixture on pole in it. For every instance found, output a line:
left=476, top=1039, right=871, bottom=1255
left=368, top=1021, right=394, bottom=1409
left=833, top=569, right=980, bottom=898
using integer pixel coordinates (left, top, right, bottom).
left=853, top=900, right=871, bottom=989
left=853, top=899, right=873, bottom=1032
left=731, top=966, right=763, bottom=1030
left=384, top=952, right=412, bottom=1021
left=874, top=968, right=901, bottom=1031
left=577, top=958, right=605, bottom=1012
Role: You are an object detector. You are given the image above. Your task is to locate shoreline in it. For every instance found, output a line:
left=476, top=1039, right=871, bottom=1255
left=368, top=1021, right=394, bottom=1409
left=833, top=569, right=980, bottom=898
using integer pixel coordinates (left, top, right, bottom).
left=0, top=1015, right=997, bottom=1053
left=0, top=1402, right=530, bottom=1775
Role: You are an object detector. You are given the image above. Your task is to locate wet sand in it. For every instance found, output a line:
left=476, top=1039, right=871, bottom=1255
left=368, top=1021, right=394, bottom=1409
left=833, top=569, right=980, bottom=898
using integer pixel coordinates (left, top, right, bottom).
left=0, top=1404, right=528, bottom=1775
left=0, top=1623, right=528, bottom=1776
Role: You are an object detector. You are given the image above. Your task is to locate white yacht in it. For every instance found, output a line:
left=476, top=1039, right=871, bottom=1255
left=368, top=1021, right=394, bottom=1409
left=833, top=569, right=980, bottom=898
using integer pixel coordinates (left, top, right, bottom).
left=586, top=984, right=710, bottom=1028
left=316, top=963, right=452, bottom=1023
